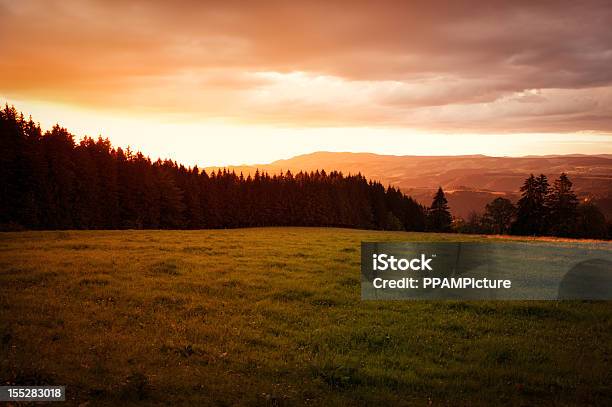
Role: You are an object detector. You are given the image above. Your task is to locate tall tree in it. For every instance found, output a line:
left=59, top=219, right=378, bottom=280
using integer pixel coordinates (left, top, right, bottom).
left=512, top=174, right=549, bottom=235
left=547, top=173, right=579, bottom=237
left=427, top=187, right=452, bottom=232
left=156, top=161, right=185, bottom=229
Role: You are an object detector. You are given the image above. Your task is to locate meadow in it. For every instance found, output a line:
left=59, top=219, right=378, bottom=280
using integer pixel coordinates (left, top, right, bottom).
left=0, top=228, right=610, bottom=406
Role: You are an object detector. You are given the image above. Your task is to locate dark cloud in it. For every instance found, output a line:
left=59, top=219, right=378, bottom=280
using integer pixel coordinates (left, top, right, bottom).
left=1, top=0, right=611, bottom=131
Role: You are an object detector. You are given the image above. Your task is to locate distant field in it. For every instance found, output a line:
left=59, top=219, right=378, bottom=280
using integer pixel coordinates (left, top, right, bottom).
left=1, top=228, right=610, bottom=405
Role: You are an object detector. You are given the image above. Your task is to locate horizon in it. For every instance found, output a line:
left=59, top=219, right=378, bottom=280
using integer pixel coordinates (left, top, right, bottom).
left=2, top=1, right=612, bottom=166
left=4, top=101, right=612, bottom=169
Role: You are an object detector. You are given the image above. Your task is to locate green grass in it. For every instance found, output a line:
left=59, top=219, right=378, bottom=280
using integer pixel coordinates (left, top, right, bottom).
left=0, top=228, right=610, bottom=406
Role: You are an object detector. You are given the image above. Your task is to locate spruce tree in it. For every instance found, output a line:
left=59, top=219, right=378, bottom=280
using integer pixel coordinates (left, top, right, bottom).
left=547, top=173, right=579, bottom=237
left=427, top=187, right=452, bottom=232
left=512, top=174, right=549, bottom=235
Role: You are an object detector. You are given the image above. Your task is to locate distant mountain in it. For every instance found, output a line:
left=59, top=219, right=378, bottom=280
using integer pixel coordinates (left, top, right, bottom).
left=208, top=152, right=612, bottom=219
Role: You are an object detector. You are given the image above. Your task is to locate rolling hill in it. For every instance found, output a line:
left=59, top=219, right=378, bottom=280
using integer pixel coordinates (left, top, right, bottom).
left=208, top=152, right=612, bottom=218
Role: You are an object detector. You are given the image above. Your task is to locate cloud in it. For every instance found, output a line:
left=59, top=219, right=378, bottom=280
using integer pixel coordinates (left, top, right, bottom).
left=1, top=0, right=612, bottom=132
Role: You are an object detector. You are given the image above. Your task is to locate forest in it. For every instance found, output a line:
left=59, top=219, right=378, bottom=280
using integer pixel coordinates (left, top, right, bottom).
left=0, top=105, right=425, bottom=231
left=454, top=174, right=609, bottom=239
left=0, top=105, right=608, bottom=238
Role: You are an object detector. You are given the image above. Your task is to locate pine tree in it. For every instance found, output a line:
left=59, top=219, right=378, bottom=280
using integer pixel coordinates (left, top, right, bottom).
left=156, top=162, right=185, bottom=229
left=535, top=174, right=551, bottom=233
left=0, top=106, right=19, bottom=227
left=512, top=174, right=549, bottom=235
left=427, top=187, right=452, bottom=232
left=547, top=173, right=579, bottom=237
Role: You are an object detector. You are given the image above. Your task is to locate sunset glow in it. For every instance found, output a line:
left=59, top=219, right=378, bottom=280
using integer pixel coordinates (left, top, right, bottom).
left=2, top=3, right=612, bottom=403
left=2, top=0, right=612, bottom=166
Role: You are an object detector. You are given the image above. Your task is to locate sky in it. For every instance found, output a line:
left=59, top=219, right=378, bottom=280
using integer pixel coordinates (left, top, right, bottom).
left=1, top=0, right=612, bottom=166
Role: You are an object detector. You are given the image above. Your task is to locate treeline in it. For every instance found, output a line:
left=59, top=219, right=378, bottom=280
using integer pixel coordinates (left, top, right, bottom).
left=454, top=174, right=609, bottom=239
left=1, top=105, right=608, bottom=238
left=0, top=105, right=426, bottom=231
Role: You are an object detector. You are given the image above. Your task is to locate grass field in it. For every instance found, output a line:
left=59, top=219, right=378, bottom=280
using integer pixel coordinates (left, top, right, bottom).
left=1, top=228, right=611, bottom=406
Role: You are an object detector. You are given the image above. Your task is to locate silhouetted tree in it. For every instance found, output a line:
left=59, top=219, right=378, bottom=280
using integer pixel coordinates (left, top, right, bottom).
left=513, top=174, right=549, bottom=235
left=574, top=201, right=607, bottom=239
left=0, top=105, right=430, bottom=232
left=547, top=173, right=579, bottom=237
left=427, top=187, right=452, bottom=232
left=483, top=197, right=515, bottom=235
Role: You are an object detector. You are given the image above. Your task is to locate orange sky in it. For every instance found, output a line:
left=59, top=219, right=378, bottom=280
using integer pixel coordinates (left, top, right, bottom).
left=1, top=0, right=612, bottom=166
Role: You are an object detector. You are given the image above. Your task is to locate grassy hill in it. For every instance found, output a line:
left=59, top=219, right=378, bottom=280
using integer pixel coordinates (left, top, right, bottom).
left=1, top=228, right=611, bottom=405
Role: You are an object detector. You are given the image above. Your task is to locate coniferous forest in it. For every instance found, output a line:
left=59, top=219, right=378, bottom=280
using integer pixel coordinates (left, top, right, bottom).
left=1, top=105, right=609, bottom=238
left=0, top=105, right=425, bottom=231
